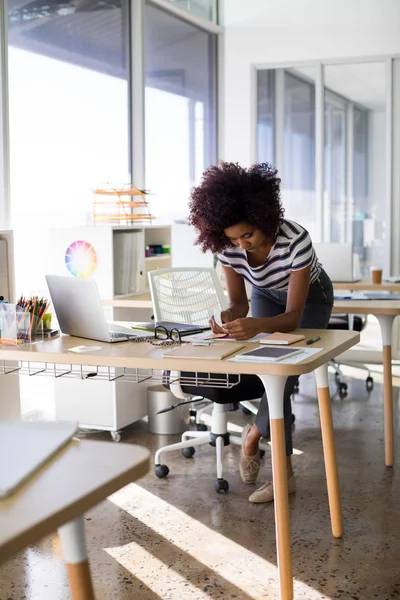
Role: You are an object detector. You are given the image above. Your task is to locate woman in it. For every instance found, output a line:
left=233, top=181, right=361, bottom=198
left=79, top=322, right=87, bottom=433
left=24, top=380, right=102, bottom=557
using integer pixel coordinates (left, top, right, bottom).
left=188, top=161, right=334, bottom=504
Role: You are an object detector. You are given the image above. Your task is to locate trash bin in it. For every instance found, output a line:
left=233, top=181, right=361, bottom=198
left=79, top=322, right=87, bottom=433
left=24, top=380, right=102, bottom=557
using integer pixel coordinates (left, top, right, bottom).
left=147, top=385, right=188, bottom=434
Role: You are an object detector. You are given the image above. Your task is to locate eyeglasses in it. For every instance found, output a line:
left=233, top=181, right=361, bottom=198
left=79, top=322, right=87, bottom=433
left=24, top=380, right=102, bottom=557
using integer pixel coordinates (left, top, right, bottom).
left=153, top=325, right=182, bottom=346
left=128, top=325, right=182, bottom=347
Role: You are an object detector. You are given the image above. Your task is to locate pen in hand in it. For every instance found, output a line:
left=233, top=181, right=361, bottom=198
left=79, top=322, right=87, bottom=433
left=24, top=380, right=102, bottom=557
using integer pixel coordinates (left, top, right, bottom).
left=306, top=335, right=321, bottom=345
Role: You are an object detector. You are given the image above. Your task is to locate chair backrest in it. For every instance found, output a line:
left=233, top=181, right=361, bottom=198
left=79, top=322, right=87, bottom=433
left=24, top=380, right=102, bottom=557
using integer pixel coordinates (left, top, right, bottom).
left=148, top=268, right=227, bottom=326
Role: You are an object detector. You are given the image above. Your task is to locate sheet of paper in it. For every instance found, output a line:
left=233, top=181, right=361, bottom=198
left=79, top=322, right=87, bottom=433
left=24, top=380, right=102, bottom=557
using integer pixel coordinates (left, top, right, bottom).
left=67, top=345, right=103, bottom=353
left=215, top=332, right=269, bottom=343
left=187, top=331, right=268, bottom=343
left=228, top=346, right=323, bottom=364
left=213, top=310, right=223, bottom=327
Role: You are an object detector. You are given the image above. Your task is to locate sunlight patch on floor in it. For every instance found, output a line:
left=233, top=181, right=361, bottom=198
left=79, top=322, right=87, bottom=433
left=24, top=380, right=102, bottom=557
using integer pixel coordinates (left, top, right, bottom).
left=107, top=484, right=320, bottom=599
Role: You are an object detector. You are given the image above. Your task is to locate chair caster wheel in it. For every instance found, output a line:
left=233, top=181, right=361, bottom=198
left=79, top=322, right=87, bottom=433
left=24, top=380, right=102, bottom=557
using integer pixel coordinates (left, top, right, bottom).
left=339, top=382, right=348, bottom=398
left=260, top=449, right=266, bottom=459
left=335, top=371, right=341, bottom=384
left=110, top=431, right=122, bottom=442
left=215, top=478, right=229, bottom=493
left=155, top=464, right=169, bottom=478
left=291, top=413, right=296, bottom=424
left=366, top=376, right=374, bottom=392
left=182, top=447, right=195, bottom=458
left=196, top=423, right=208, bottom=431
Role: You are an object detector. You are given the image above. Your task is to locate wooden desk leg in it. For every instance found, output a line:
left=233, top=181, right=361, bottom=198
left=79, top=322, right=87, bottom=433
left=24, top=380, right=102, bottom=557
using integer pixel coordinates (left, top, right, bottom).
left=315, top=364, right=343, bottom=538
left=376, top=314, right=396, bottom=467
left=58, top=516, right=95, bottom=600
left=258, top=375, right=293, bottom=600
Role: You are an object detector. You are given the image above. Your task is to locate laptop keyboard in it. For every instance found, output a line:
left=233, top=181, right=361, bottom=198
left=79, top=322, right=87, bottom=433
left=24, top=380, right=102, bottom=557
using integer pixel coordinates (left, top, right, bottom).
left=109, top=331, right=129, bottom=340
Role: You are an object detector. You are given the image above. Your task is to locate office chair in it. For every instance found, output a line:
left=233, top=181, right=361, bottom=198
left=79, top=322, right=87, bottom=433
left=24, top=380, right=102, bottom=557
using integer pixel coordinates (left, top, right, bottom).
left=327, top=314, right=373, bottom=398
left=148, top=267, right=268, bottom=493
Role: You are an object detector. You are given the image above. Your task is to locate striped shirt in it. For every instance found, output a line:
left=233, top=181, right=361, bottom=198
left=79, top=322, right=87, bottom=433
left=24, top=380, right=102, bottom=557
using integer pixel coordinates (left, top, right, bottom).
left=217, top=219, right=320, bottom=291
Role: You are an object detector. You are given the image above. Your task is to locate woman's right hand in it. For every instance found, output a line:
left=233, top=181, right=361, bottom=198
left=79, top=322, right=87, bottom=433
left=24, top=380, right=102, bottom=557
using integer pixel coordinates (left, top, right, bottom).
left=209, top=309, right=232, bottom=334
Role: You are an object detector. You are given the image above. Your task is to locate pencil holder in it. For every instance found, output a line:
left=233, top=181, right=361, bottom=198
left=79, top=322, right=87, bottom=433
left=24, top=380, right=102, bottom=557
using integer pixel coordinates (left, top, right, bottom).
left=0, top=305, right=26, bottom=344
left=0, top=305, right=45, bottom=344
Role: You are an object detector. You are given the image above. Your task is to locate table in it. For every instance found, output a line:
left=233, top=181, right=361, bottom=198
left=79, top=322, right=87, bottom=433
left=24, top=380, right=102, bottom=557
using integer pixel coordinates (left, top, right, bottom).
left=0, top=329, right=359, bottom=600
left=0, top=435, right=150, bottom=600
left=333, top=279, right=400, bottom=292
left=102, top=293, right=153, bottom=309
left=332, top=299, right=400, bottom=468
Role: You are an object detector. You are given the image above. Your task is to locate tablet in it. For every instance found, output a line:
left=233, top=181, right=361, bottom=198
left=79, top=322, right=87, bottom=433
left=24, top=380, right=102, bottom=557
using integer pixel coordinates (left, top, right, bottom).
left=233, top=346, right=304, bottom=362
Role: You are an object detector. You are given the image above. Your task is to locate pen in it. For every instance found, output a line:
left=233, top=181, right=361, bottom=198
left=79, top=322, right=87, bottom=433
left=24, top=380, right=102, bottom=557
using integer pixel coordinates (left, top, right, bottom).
left=306, top=335, right=321, bottom=345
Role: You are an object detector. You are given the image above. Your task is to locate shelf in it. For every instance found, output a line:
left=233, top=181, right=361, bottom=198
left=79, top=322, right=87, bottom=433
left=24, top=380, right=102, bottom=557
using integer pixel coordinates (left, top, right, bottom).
left=145, top=254, right=171, bottom=261
left=0, top=360, right=241, bottom=389
left=112, top=292, right=149, bottom=300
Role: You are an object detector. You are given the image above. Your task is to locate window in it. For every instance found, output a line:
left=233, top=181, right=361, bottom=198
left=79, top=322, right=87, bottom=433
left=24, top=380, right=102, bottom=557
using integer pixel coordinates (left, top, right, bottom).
left=256, top=62, right=387, bottom=273
left=353, top=107, right=369, bottom=261
left=283, top=72, right=316, bottom=235
left=257, top=69, right=274, bottom=164
left=324, top=93, right=346, bottom=243
left=144, top=3, right=217, bottom=219
left=165, top=0, right=218, bottom=23
left=8, top=0, right=130, bottom=292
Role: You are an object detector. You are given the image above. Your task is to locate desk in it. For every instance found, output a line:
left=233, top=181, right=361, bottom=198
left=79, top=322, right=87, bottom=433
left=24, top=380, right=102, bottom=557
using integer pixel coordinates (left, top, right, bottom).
left=0, top=329, right=358, bottom=600
left=0, top=436, right=150, bottom=600
left=102, top=293, right=153, bottom=309
left=333, top=279, right=400, bottom=292
left=332, top=299, right=400, bottom=467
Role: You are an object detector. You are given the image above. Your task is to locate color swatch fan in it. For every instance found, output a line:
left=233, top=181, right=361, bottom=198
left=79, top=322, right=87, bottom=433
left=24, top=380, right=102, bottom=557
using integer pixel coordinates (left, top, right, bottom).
left=65, top=240, right=98, bottom=278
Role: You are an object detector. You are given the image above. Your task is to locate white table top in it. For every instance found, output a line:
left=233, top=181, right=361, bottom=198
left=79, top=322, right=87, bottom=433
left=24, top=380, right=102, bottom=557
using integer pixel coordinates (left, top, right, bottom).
left=332, top=299, right=400, bottom=315
left=0, top=437, right=150, bottom=563
left=333, top=279, right=400, bottom=292
left=0, top=329, right=359, bottom=377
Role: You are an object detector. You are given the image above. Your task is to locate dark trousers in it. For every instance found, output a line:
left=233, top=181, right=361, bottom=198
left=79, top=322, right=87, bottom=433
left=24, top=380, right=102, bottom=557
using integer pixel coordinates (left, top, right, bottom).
left=251, top=268, right=333, bottom=455
left=180, top=269, right=333, bottom=456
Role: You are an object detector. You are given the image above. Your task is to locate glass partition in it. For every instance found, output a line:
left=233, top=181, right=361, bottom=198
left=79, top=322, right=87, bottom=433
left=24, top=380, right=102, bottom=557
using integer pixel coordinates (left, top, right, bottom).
left=324, top=62, right=387, bottom=273
left=165, top=0, right=218, bottom=23
left=257, top=61, right=387, bottom=274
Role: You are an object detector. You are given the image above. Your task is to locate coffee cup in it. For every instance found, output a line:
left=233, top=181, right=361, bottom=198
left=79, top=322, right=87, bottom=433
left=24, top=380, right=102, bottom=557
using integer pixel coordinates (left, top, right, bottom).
left=370, top=267, right=382, bottom=284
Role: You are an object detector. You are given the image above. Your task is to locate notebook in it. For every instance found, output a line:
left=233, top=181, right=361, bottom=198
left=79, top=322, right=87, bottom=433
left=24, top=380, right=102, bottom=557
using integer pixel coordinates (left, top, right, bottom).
left=260, top=332, right=305, bottom=345
left=163, top=341, right=245, bottom=360
left=130, top=321, right=209, bottom=335
left=231, top=346, right=304, bottom=362
left=0, top=421, right=78, bottom=498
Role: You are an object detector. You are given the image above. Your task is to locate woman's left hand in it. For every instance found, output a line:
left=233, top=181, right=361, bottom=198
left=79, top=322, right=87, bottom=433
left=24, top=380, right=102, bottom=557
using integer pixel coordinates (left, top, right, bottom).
left=223, top=317, right=262, bottom=340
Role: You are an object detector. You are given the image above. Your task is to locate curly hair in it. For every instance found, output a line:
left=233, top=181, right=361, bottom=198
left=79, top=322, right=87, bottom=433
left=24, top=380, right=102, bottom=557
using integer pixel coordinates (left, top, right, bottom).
left=188, top=162, right=284, bottom=253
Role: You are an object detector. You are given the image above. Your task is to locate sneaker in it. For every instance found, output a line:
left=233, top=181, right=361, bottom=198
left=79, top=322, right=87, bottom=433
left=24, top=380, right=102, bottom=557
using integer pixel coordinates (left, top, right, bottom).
left=249, top=474, right=296, bottom=504
left=239, top=423, right=260, bottom=484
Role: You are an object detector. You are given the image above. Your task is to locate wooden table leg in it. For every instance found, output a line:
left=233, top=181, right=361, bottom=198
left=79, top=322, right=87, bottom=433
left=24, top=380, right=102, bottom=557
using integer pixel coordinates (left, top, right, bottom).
left=58, top=516, right=95, bottom=600
left=315, top=364, right=343, bottom=538
left=259, top=375, right=293, bottom=600
left=376, top=314, right=395, bottom=467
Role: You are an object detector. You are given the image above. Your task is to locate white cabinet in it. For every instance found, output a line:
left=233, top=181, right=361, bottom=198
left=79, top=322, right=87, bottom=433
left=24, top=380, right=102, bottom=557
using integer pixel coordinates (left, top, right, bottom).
left=48, top=224, right=172, bottom=301
left=47, top=224, right=172, bottom=437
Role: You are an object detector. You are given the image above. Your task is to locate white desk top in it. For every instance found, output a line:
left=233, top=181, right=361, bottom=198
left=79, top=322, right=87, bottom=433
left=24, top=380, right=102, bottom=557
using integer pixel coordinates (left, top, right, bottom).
left=333, top=280, right=400, bottom=292
left=333, top=299, right=400, bottom=315
left=0, top=329, right=359, bottom=377
left=0, top=438, right=149, bottom=563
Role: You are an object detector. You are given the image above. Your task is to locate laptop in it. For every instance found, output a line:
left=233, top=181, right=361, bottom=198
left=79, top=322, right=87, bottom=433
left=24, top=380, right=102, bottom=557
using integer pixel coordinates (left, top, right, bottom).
left=46, top=275, right=144, bottom=343
left=313, top=243, right=361, bottom=283
left=0, top=421, right=78, bottom=498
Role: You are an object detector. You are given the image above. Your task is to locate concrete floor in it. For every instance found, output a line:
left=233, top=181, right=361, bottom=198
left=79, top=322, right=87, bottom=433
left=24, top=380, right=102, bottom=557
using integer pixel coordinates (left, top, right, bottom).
left=1, top=366, right=400, bottom=600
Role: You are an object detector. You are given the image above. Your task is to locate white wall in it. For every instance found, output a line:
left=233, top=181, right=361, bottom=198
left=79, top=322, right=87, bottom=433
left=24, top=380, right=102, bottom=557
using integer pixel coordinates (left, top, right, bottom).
left=221, top=0, right=400, bottom=165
